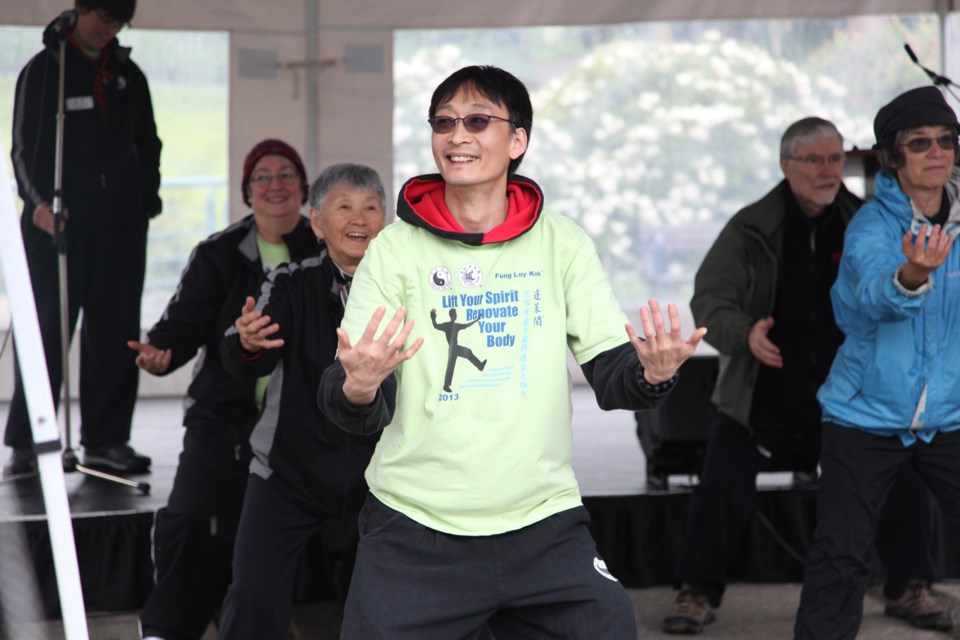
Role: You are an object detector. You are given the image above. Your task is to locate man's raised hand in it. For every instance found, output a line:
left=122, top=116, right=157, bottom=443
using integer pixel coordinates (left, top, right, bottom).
left=339, top=307, right=423, bottom=406
left=625, top=299, right=707, bottom=384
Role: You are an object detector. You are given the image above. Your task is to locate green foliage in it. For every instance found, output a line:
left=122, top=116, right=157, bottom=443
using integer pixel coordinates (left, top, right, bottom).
left=394, top=16, right=942, bottom=307
left=393, top=44, right=470, bottom=189
left=527, top=33, right=846, bottom=303
left=143, top=76, right=229, bottom=320
left=805, top=14, right=941, bottom=145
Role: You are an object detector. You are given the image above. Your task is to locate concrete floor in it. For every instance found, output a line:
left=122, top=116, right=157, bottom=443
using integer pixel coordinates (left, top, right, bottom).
left=3, top=583, right=959, bottom=639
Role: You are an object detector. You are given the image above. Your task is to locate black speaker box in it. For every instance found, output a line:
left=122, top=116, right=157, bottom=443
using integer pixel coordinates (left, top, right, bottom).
left=635, top=355, right=718, bottom=488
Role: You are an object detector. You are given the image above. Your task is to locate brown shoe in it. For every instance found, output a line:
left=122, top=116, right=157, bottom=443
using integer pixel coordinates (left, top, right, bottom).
left=884, top=580, right=953, bottom=631
left=663, top=588, right=716, bottom=634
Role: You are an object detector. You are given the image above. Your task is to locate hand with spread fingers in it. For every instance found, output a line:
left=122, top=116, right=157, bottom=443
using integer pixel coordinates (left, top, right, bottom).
left=127, top=340, right=172, bottom=375
left=625, top=299, right=707, bottom=384
left=338, top=306, right=424, bottom=406
left=235, top=296, right=284, bottom=353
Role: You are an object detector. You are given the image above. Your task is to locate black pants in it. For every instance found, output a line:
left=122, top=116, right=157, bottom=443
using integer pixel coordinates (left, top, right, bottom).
left=340, top=495, right=637, bottom=639
left=218, top=475, right=360, bottom=640
left=794, top=423, right=960, bottom=640
left=674, top=414, right=935, bottom=608
left=139, top=426, right=251, bottom=640
left=5, top=214, right=147, bottom=450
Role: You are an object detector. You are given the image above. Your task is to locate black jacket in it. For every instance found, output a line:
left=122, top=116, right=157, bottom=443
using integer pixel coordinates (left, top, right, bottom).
left=221, top=251, right=380, bottom=517
left=10, top=12, right=162, bottom=221
left=147, top=215, right=317, bottom=436
left=690, top=181, right=862, bottom=429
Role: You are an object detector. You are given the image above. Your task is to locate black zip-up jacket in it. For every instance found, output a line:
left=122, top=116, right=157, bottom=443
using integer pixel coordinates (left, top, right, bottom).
left=221, top=250, right=380, bottom=517
left=690, top=181, right=862, bottom=430
left=11, top=12, right=162, bottom=220
left=146, top=215, right=316, bottom=437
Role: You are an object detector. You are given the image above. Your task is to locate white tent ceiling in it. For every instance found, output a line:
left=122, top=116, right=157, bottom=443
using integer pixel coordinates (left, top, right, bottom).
left=1, top=0, right=955, bottom=30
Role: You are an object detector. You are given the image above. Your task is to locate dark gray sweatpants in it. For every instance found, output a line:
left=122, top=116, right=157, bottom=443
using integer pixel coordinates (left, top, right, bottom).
left=341, top=495, right=638, bottom=640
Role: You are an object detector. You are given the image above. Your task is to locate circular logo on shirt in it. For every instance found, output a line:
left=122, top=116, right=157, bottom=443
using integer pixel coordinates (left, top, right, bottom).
left=429, top=266, right=452, bottom=291
left=459, top=264, right=483, bottom=288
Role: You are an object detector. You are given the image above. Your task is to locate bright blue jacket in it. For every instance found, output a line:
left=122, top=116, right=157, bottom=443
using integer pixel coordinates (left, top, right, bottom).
left=818, top=169, right=960, bottom=446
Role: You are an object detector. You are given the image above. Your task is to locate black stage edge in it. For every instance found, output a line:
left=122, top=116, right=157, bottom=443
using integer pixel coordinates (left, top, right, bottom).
left=586, top=488, right=819, bottom=589
left=1, top=508, right=346, bottom=621
left=587, top=487, right=960, bottom=591
left=8, top=486, right=959, bottom=619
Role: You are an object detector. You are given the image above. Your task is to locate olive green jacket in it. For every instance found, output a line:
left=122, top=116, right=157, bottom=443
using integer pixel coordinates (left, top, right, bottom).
left=690, top=180, right=862, bottom=430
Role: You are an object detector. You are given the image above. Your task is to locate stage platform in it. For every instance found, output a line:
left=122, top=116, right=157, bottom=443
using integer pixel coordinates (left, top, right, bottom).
left=0, top=387, right=956, bottom=620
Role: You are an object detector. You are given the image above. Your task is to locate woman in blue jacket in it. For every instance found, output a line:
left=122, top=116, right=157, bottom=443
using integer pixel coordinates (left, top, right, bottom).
left=795, top=87, right=960, bottom=638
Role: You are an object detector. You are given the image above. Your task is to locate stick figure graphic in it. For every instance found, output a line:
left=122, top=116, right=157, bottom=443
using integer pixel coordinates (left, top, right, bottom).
left=431, top=308, right=487, bottom=392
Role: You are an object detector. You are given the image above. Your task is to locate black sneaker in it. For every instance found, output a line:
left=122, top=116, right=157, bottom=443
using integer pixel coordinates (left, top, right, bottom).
left=2, top=448, right=38, bottom=478
left=83, top=444, right=151, bottom=474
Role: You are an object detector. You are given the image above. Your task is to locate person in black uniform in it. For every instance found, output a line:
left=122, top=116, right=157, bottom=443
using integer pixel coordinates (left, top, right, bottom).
left=132, top=139, right=315, bottom=640
left=5, top=0, right=161, bottom=476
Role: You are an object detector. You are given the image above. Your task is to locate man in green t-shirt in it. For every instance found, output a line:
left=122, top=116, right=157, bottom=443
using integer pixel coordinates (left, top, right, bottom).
left=318, top=65, right=706, bottom=639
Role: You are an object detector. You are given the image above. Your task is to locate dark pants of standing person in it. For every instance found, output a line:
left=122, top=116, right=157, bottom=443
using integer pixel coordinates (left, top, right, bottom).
left=218, top=474, right=359, bottom=640
left=794, top=423, right=960, bottom=640
left=5, top=214, right=147, bottom=450
left=674, top=413, right=936, bottom=608
left=138, top=426, right=251, bottom=640
left=340, top=495, right=637, bottom=640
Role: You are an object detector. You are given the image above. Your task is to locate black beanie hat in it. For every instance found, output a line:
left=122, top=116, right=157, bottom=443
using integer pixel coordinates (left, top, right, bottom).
left=241, top=139, right=309, bottom=207
left=873, top=86, right=959, bottom=148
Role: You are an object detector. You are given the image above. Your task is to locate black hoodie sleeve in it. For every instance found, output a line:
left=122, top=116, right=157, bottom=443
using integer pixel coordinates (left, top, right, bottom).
left=145, top=242, right=226, bottom=374
left=128, top=61, right=162, bottom=217
left=317, top=361, right=397, bottom=436
left=10, top=52, right=55, bottom=210
left=581, top=342, right=678, bottom=411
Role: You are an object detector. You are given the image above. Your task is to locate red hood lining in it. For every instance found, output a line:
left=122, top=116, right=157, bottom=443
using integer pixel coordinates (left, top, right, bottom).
left=401, top=177, right=542, bottom=244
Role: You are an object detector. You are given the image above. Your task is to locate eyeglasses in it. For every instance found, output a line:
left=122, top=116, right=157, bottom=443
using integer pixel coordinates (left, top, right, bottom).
left=900, top=135, right=957, bottom=153
left=787, top=154, right=845, bottom=167
left=250, top=171, right=300, bottom=187
left=94, top=10, right=125, bottom=30
left=428, top=114, right=517, bottom=134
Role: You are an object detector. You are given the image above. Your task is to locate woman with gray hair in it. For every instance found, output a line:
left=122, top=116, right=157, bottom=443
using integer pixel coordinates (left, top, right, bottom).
left=217, top=163, right=387, bottom=640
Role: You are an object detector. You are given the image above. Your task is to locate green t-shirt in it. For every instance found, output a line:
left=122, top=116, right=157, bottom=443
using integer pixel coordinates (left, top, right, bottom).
left=341, top=210, right=628, bottom=535
left=254, top=235, right=291, bottom=407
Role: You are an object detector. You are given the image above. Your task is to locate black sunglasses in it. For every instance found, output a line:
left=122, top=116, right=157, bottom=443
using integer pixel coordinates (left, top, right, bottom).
left=900, top=135, right=957, bottom=153
left=428, top=114, right=517, bottom=134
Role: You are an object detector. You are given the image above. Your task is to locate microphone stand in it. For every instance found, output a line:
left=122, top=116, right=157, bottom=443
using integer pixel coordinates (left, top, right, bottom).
left=52, top=26, right=149, bottom=495
left=904, top=43, right=960, bottom=103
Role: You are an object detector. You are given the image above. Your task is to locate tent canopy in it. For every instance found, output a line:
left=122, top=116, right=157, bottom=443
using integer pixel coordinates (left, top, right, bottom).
left=2, top=1, right=953, bottom=30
